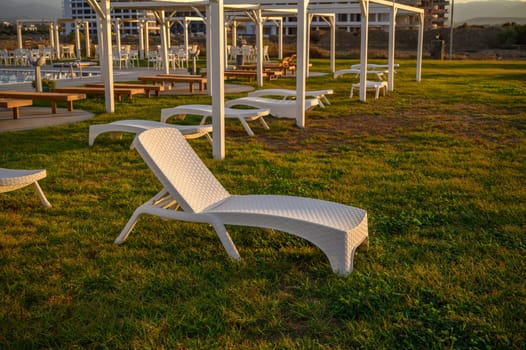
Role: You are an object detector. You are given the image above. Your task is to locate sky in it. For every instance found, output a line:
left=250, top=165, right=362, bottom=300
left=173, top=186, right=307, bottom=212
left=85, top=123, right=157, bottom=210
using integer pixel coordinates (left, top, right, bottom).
left=1, top=0, right=525, bottom=22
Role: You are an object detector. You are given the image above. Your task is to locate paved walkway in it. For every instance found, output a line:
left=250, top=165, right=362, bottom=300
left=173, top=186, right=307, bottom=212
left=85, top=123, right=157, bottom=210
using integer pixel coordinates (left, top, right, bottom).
left=0, top=65, right=254, bottom=132
left=0, top=107, right=94, bottom=132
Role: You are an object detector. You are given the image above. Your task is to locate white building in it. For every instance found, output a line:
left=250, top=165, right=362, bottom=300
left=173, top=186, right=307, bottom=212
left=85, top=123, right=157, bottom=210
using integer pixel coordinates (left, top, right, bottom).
left=63, top=0, right=145, bottom=37
left=62, top=0, right=436, bottom=41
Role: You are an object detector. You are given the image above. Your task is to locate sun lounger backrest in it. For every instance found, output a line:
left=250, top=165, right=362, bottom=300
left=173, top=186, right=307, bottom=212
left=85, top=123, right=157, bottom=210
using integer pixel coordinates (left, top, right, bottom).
left=133, top=128, right=230, bottom=213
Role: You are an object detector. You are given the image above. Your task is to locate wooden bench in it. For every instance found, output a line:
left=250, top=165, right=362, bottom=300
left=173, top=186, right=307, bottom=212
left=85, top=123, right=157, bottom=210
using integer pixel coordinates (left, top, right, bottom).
left=225, top=70, right=268, bottom=82
left=239, top=66, right=284, bottom=79
left=84, top=83, right=166, bottom=98
left=53, top=87, right=145, bottom=102
left=0, top=98, right=33, bottom=119
left=138, top=75, right=207, bottom=93
left=0, top=91, right=86, bottom=114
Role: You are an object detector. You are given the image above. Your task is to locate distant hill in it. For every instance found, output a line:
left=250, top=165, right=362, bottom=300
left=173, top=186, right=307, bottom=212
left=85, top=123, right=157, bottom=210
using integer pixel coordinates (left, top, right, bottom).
left=0, top=0, right=61, bottom=21
left=454, top=1, right=526, bottom=26
left=461, top=17, right=526, bottom=26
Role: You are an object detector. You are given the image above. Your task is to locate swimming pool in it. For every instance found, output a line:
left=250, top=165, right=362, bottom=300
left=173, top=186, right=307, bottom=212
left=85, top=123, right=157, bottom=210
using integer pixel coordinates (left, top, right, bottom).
left=0, top=67, right=101, bottom=85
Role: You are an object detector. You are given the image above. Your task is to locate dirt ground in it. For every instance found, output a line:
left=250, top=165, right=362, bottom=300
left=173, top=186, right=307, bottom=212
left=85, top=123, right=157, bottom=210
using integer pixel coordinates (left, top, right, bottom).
left=310, top=26, right=525, bottom=60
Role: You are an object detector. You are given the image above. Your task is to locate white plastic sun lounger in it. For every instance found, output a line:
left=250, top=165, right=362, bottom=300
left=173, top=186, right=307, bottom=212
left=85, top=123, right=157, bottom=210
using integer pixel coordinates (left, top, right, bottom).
left=89, top=120, right=213, bottom=146
left=247, top=88, right=333, bottom=108
left=114, top=127, right=368, bottom=275
left=0, top=168, right=51, bottom=207
left=333, top=68, right=386, bottom=80
left=225, top=97, right=319, bottom=119
left=160, top=104, right=271, bottom=137
left=350, top=81, right=388, bottom=99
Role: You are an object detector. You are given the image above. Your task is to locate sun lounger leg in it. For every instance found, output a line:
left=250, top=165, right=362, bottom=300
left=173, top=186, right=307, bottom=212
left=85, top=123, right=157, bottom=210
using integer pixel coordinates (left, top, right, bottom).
left=210, top=220, right=241, bottom=260
left=33, top=182, right=51, bottom=208
left=238, top=118, right=255, bottom=136
left=258, top=117, right=270, bottom=130
left=114, top=207, right=143, bottom=244
left=321, top=95, right=331, bottom=105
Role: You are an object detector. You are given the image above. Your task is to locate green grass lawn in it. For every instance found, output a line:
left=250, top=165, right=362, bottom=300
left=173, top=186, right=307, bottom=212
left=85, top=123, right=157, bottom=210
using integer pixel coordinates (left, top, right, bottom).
left=1, top=59, right=524, bottom=349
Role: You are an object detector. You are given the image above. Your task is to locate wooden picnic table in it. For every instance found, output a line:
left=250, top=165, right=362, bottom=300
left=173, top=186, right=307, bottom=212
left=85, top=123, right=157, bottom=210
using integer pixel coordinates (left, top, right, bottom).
left=138, top=75, right=207, bottom=93
left=84, top=83, right=166, bottom=98
left=53, top=87, right=144, bottom=102
left=0, top=91, right=86, bottom=114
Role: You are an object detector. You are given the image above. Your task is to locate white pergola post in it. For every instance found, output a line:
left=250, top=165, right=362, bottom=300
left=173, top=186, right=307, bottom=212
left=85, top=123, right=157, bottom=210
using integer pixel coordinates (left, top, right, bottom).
left=84, top=21, right=91, bottom=57
left=17, top=23, right=23, bottom=49
left=144, top=21, right=150, bottom=58
left=329, top=16, right=336, bottom=73
left=115, top=19, right=122, bottom=53
left=450, top=0, right=455, bottom=60
left=224, top=25, right=229, bottom=65
left=313, top=14, right=335, bottom=73
left=96, top=18, right=104, bottom=59
left=278, top=19, right=283, bottom=59
left=166, top=20, right=172, bottom=49
left=75, top=21, right=82, bottom=59
left=307, top=14, right=312, bottom=77
left=49, top=22, right=55, bottom=58
left=359, top=0, right=370, bottom=102
left=103, top=0, right=114, bottom=112
left=138, top=20, right=145, bottom=59
left=254, top=10, right=265, bottom=87
left=183, top=20, right=189, bottom=61
left=388, top=6, right=397, bottom=91
left=210, top=0, right=225, bottom=160
left=296, top=0, right=308, bottom=128
left=157, top=11, right=170, bottom=74
left=231, top=20, right=237, bottom=49
left=206, top=7, right=212, bottom=95
left=87, top=0, right=115, bottom=112
left=416, top=12, right=424, bottom=82
left=54, top=21, right=61, bottom=59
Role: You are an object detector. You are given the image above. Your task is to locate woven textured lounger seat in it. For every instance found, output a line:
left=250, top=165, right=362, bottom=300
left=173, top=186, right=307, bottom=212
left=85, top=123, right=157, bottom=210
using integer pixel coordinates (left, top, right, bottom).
left=0, top=168, right=51, bottom=207
left=160, top=104, right=270, bottom=137
left=247, top=88, right=333, bottom=108
left=89, top=119, right=213, bottom=146
left=225, top=96, right=319, bottom=119
left=113, top=128, right=368, bottom=275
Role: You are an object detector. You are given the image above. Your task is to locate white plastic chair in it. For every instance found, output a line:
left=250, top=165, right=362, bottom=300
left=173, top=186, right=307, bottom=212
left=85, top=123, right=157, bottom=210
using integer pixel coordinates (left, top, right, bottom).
left=0, top=168, right=51, bottom=207
left=113, top=128, right=368, bottom=275
left=263, top=45, right=270, bottom=61
left=0, top=49, right=12, bottom=65
left=147, top=51, right=161, bottom=70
